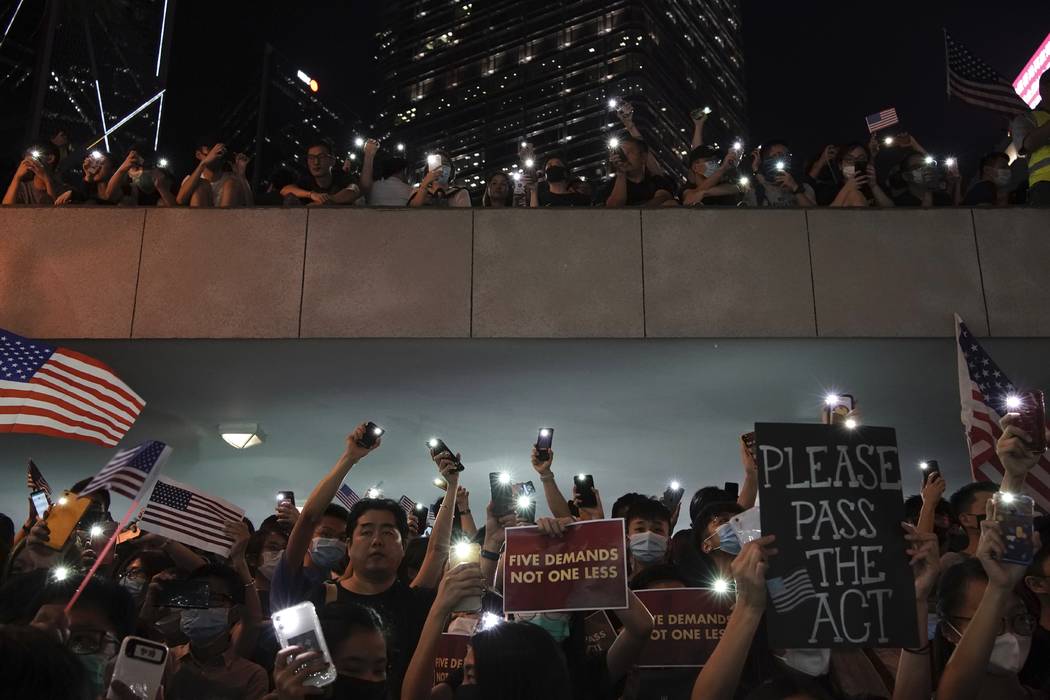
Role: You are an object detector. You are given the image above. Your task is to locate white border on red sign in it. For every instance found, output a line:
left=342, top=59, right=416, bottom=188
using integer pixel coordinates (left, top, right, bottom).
left=502, top=517, right=629, bottom=614
left=634, top=587, right=732, bottom=668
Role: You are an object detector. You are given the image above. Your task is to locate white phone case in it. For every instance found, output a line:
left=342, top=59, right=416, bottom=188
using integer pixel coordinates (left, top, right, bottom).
left=272, top=602, right=337, bottom=687
left=106, top=636, right=167, bottom=700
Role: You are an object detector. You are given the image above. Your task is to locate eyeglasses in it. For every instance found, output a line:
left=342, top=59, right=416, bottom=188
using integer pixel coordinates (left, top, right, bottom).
left=119, top=568, right=149, bottom=583
left=948, top=612, right=1037, bottom=637
left=67, top=629, right=120, bottom=657
left=306, top=154, right=332, bottom=163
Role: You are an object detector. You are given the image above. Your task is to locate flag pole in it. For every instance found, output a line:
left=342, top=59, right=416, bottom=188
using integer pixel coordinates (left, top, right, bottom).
left=64, top=497, right=141, bottom=613
left=943, top=28, right=951, bottom=99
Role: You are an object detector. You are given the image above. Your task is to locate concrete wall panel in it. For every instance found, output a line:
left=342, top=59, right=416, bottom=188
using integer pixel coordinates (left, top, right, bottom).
left=974, top=209, right=1050, bottom=336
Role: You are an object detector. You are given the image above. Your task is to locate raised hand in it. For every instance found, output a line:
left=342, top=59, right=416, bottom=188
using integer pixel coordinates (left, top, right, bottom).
left=223, top=519, right=251, bottom=562
left=434, top=561, right=485, bottom=614
left=731, top=535, right=777, bottom=612
left=345, top=422, right=382, bottom=462
left=574, top=487, right=605, bottom=521
left=536, top=516, right=576, bottom=538
left=921, top=471, right=946, bottom=504
left=530, top=445, right=553, bottom=476
left=273, top=646, right=326, bottom=698
left=975, top=499, right=1027, bottom=591
left=902, top=522, right=940, bottom=599
left=997, top=413, right=1048, bottom=481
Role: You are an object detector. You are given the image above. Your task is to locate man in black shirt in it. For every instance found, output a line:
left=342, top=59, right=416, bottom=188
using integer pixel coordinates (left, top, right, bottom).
left=596, top=137, right=675, bottom=207
left=280, top=139, right=361, bottom=205
left=962, top=151, right=1013, bottom=207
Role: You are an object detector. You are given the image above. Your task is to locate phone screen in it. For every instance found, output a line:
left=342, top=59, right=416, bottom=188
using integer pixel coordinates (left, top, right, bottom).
left=661, top=485, right=684, bottom=511
left=999, top=511, right=1034, bottom=565
left=921, top=460, right=940, bottom=485
left=723, top=482, right=740, bottom=501
left=741, top=432, right=757, bottom=461
left=574, top=474, right=597, bottom=508
left=490, top=473, right=515, bottom=516
left=1017, top=391, right=1046, bottom=453
left=276, top=491, right=295, bottom=507
left=156, top=580, right=210, bottom=609
left=31, top=491, right=51, bottom=519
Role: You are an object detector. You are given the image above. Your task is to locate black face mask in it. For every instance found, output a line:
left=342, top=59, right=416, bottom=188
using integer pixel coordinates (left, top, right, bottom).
left=331, top=675, right=388, bottom=700
left=545, top=165, right=567, bottom=183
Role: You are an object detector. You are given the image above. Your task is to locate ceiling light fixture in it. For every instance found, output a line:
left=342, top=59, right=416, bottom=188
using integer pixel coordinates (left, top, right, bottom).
left=219, top=423, right=265, bottom=449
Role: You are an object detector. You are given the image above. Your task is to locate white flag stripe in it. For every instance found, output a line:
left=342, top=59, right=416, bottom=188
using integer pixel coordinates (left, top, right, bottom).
left=34, top=366, right=139, bottom=425
left=0, top=396, right=124, bottom=440
left=40, top=362, right=142, bottom=417
left=0, top=412, right=117, bottom=445
left=146, top=503, right=236, bottom=538
left=772, top=582, right=816, bottom=604
left=30, top=371, right=138, bottom=426
left=780, top=569, right=811, bottom=585
left=0, top=379, right=131, bottom=432
left=51, top=351, right=145, bottom=406
left=140, top=512, right=234, bottom=552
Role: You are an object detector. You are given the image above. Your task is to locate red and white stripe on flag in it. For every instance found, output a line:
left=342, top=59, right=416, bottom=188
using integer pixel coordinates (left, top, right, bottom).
left=138, top=476, right=244, bottom=556
left=0, top=329, right=144, bottom=447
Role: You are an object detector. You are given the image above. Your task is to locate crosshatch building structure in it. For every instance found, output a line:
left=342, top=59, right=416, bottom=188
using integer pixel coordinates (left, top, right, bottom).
left=374, top=0, right=748, bottom=191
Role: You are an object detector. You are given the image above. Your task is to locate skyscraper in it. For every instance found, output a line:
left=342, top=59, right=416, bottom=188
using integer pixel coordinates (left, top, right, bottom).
left=373, top=0, right=747, bottom=196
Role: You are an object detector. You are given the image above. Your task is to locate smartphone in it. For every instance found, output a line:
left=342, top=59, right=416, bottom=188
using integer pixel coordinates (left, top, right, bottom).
left=155, top=580, right=210, bottom=609
left=276, top=491, right=295, bottom=507
left=1013, top=391, right=1046, bottom=453
left=490, top=472, right=515, bottom=516
left=31, top=490, right=51, bottom=519
left=514, top=481, right=538, bottom=522
left=723, top=482, right=740, bottom=501
left=921, top=460, right=941, bottom=485
left=356, top=421, right=385, bottom=449
left=272, top=602, right=338, bottom=688
left=741, top=432, right=757, bottom=461
left=44, top=491, right=93, bottom=550
left=993, top=492, right=1035, bottom=565
left=574, top=474, right=597, bottom=508
left=535, top=428, right=554, bottom=461
left=428, top=438, right=464, bottom=472
left=438, top=165, right=452, bottom=186
left=106, top=636, right=168, bottom=700
left=661, top=483, right=685, bottom=511
left=448, top=543, right=482, bottom=612
left=433, top=476, right=448, bottom=491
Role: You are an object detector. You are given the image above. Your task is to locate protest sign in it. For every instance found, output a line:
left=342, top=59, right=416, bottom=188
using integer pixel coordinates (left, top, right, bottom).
left=432, top=633, right=470, bottom=685
left=635, top=588, right=732, bottom=667
left=503, top=518, right=628, bottom=613
left=755, top=423, right=918, bottom=649
left=584, top=611, right=617, bottom=657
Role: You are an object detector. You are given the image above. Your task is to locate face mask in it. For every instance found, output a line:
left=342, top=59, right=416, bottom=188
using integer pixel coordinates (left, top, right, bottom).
left=332, top=675, right=388, bottom=700
left=777, top=647, right=831, bottom=677
left=310, top=537, right=345, bottom=571
left=120, top=577, right=146, bottom=599
left=987, top=632, right=1031, bottom=675
left=926, top=613, right=940, bottom=642
left=992, top=168, right=1011, bottom=187
left=629, top=532, right=668, bottom=563
left=257, top=549, right=283, bottom=580
left=702, top=160, right=721, bottom=178
left=545, top=165, right=567, bottom=183
left=79, top=653, right=109, bottom=696
left=447, top=616, right=478, bottom=636
left=179, top=607, right=229, bottom=642
left=707, top=506, right=761, bottom=556
left=842, top=164, right=857, bottom=179
left=517, top=612, right=571, bottom=643
left=904, top=169, right=926, bottom=186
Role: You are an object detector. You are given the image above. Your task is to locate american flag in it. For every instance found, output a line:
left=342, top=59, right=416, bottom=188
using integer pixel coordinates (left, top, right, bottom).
left=79, top=440, right=169, bottom=501
left=398, top=495, right=416, bottom=515
left=767, top=568, right=818, bottom=613
left=139, top=476, right=245, bottom=556
left=335, top=484, right=360, bottom=510
left=865, top=108, right=899, bottom=133
left=956, top=315, right=1050, bottom=512
left=945, top=31, right=1029, bottom=116
left=0, top=328, right=144, bottom=447
left=26, top=460, right=51, bottom=496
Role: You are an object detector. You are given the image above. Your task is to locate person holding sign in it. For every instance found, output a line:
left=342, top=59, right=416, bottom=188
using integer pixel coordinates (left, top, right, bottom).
left=934, top=500, right=1043, bottom=700
left=624, top=497, right=672, bottom=579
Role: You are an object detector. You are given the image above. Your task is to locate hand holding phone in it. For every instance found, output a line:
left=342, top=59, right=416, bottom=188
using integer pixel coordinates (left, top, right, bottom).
left=356, top=422, right=385, bottom=449
left=920, top=460, right=941, bottom=485
left=535, top=428, right=554, bottom=462
left=106, top=637, right=168, bottom=700
left=661, top=482, right=684, bottom=511
left=443, top=548, right=484, bottom=612
left=1010, top=391, right=1046, bottom=453
left=490, top=472, right=515, bottom=516
left=272, top=602, right=337, bottom=687
left=573, top=474, right=597, bottom=508
left=43, top=491, right=93, bottom=550
left=428, top=438, right=464, bottom=472
left=31, top=490, right=51, bottom=519
left=992, top=492, right=1035, bottom=565
left=276, top=491, right=295, bottom=508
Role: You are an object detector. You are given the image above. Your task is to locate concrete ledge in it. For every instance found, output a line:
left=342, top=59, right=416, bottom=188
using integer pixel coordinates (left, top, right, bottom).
left=0, top=208, right=144, bottom=338
left=471, top=209, right=644, bottom=337
left=808, top=209, right=988, bottom=337
left=974, top=209, right=1050, bottom=337
left=642, top=209, right=816, bottom=337
left=301, top=209, right=472, bottom=337
left=132, top=209, right=307, bottom=338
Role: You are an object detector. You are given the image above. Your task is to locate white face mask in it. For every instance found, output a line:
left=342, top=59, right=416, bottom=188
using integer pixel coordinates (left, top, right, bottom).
left=777, top=648, right=831, bottom=677
left=447, top=616, right=478, bottom=636
left=842, top=164, right=857, bottom=179
left=987, top=632, right=1031, bottom=675
left=628, top=531, right=668, bottom=563
left=257, top=549, right=283, bottom=580
left=702, top=160, right=721, bottom=178
left=992, top=168, right=1011, bottom=187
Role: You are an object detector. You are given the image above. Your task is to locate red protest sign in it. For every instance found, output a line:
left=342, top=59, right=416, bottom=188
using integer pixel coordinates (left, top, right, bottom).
left=503, top=518, right=628, bottom=613
left=432, top=633, right=470, bottom=684
left=584, top=611, right=617, bottom=657
left=635, top=588, right=732, bottom=668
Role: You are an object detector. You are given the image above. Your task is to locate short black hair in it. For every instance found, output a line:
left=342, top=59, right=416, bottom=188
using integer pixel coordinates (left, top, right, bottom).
left=377, top=156, right=409, bottom=180
left=347, top=499, right=409, bottom=541
left=687, top=145, right=721, bottom=165
left=71, top=477, right=111, bottom=512
left=320, top=601, right=387, bottom=649
left=0, top=625, right=92, bottom=700
left=978, top=151, right=1009, bottom=172
left=760, top=139, right=790, bottom=155
left=322, top=503, right=351, bottom=530
left=624, top=498, right=672, bottom=528
left=40, top=576, right=136, bottom=638
left=936, top=557, right=987, bottom=620
left=629, top=563, right=689, bottom=590
left=196, top=133, right=222, bottom=151
left=611, top=493, right=649, bottom=520
left=841, top=141, right=871, bottom=161
left=114, top=547, right=174, bottom=582
left=188, top=563, right=245, bottom=605
left=949, top=481, right=997, bottom=517
left=688, top=486, right=731, bottom=525
left=620, top=136, right=649, bottom=153
left=692, top=501, right=743, bottom=534
left=305, top=138, right=335, bottom=156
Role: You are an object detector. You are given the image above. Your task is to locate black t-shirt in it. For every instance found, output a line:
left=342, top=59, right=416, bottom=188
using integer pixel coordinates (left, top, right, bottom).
left=962, top=180, right=998, bottom=206
left=331, top=580, right=436, bottom=697
left=295, top=169, right=353, bottom=197
left=1021, top=624, right=1050, bottom=691
left=891, top=188, right=953, bottom=207
left=536, top=181, right=592, bottom=207
left=594, top=172, right=670, bottom=206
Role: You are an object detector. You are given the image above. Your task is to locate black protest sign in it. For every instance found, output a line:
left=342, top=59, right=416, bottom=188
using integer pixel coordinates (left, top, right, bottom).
left=755, top=423, right=917, bottom=649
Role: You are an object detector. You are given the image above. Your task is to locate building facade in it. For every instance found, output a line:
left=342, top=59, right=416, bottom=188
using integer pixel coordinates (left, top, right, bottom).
left=373, top=0, right=747, bottom=194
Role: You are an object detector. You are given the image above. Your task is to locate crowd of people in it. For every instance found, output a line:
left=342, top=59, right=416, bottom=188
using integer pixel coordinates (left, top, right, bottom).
left=5, top=70, right=1049, bottom=210
left=1, top=412, right=1048, bottom=700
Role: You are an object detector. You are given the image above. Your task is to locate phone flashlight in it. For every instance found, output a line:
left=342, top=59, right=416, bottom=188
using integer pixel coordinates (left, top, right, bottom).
left=608, top=98, right=618, bottom=109
left=58, top=496, right=68, bottom=506
left=30, top=150, right=41, bottom=158
left=52, top=565, right=71, bottom=582
left=825, top=394, right=840, bottom=406
left=89, top=524, right=103, bottom=538
left=702, top=106, right=712, bottom=115
left=480, top=612, right=502, bottom=630
left=367, top=488, right=381, bottom=498
left=453, top=541, right=475, bottom=560
left=90, top=150, right=103, bottom=160
left=738, top=176, right=750, bottom=187
left=945, top=157, right=956, bottom=168
left=396, top=143, right=405, bottom=152
left=498, top=472, right=512, bottom=485
left=354, top=137, right=365, bottom=148
left=774, top=160, right=786, bottom=171
left=732, top=140, right=743, bottom=151
left=883, top=136, right=894, bottom=146
left=919, top=461, right=929, bottom=470
left=158, top=158, right=169, bottom=168
left=348, top=153, right=357, bottom=161
left=511, top=172, right=521, bottom=181
left=670, top=480, right=681, bottom=491
left=712, top=577, right=730, bottom=594
left=516, top=494, right=532, bottom=510
left=608, top=137, right=620, bottom=150
left=524, top=158, right=534, bottom=168
left=426, top=154, right=440, bottom=169
left=1006, top=394, right=1022, bottom=410
left=924, top=155, right=936, bottom=165
left=844, top=418, right=859, bottom=430
left=415, top=503, right=427, bottom=512
left=1001, top=491, right=1016, bottom=504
